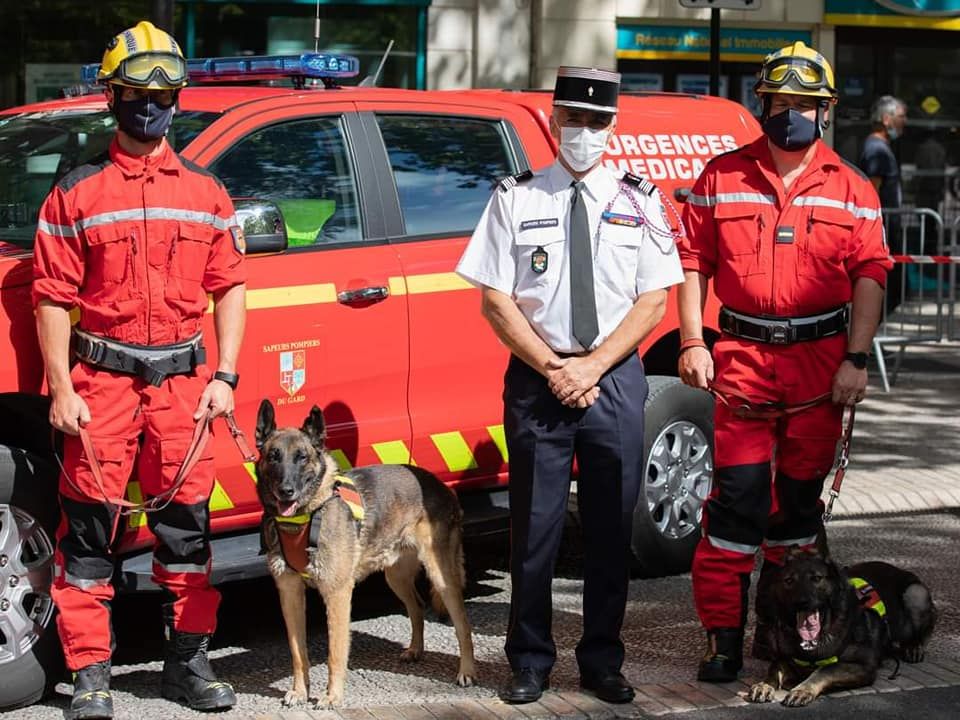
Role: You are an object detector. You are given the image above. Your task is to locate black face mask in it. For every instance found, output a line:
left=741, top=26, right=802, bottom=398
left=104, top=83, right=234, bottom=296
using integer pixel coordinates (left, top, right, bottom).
left=762, top=108, right=821, bottom=151
left=112, top=93, right=175, bottom=142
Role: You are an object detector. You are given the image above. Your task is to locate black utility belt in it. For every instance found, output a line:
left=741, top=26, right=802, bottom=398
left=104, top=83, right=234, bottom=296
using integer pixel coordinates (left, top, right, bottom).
left=73, top=330, right=206, bottom=387
left=719, top=306, right=849, bottom=345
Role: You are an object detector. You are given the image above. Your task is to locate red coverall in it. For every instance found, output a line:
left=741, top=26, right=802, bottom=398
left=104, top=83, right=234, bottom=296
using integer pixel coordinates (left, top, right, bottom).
left=679, top=136, right=892, bottom=630
left=32, top=138, right=245, bottom=670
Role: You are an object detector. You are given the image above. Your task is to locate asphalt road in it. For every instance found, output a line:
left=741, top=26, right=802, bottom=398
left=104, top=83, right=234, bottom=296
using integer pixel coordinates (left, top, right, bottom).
left=8, top=509, right=960, bottom=719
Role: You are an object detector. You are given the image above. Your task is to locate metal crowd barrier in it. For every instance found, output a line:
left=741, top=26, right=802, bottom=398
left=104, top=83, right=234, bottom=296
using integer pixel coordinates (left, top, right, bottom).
left=874, top=207, right=950, bottom=391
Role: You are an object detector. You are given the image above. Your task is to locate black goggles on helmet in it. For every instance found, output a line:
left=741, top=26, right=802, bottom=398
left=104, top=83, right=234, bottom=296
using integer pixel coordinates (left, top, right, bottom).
left=114, top=52, right=187, bottom=88
left=759, top=57, right=834, bottom=93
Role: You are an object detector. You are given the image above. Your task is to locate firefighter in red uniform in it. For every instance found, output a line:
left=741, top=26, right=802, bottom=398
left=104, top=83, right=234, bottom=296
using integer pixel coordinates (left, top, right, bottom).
left=32, top=22, right=245, bottom=718
left=676, top=42, right=892, bottom=682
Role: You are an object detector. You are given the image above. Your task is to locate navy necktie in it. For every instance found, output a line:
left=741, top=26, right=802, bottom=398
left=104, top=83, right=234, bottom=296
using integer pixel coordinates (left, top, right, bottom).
left=570, top=181, right=599, bottom=350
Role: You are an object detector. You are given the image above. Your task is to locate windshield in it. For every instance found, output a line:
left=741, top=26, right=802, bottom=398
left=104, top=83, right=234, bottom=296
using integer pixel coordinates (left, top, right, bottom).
left=0, top=109, right=219, bottom=249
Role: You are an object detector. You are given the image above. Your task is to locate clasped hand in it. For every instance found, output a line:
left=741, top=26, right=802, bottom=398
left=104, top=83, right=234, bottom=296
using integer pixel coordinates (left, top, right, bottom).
left=546, top=356, right=602, bottom=408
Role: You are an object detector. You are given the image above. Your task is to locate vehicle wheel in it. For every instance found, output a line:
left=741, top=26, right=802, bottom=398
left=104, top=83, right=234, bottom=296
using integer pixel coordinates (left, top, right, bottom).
left=0, top=446, right=62, bottom=710
left=631, top=376, right=714, bottom=577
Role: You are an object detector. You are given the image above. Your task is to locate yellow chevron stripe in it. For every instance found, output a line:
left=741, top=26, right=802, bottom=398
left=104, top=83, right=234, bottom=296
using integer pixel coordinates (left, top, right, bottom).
left=487, top=424, right=509, bottom=462
left=372, top=440, right=415, bottom=465
left=431, top=431, right=478, bottom=472
left=244, top=461, right=258, bottom=483
left=125, top=482, right=147, bottom=528
left=329, top=449, right=353, bottom=471
left=405, top=272, right=473, bottom=294
left=208, top=480, right=234, bottom=512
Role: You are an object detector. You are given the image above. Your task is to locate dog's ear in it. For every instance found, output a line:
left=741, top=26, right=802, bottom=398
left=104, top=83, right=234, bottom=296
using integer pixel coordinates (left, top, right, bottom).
left=256, top=399, right=277, bottom=450
left=301, top=405, right=326, bottom=448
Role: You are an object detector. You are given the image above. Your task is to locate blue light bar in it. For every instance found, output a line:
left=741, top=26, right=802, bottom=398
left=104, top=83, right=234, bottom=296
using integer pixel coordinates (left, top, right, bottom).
left=186, top=53, right=360, bottom=83
left=79, top=53, right=360, bottom=88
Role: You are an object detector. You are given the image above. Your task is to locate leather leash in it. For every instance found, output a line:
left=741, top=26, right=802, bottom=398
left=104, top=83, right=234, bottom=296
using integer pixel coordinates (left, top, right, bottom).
left=823, top=404, right=856, bottom=523
left=57, top=411, right=257, bottom=518
left=708, top=380, right=832, bottom=419
left=707, top=381, right=857, bottom=523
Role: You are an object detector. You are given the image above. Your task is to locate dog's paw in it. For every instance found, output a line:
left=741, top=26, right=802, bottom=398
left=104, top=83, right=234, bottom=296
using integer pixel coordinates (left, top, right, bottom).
left=400, top=647, right=424, bottom=662
left=782, top=687, right=818, bottom=707
left=747, top=682, right=776, bottom=703
left=317, top=691, right=344, bottom=708
left=456, top=672, right=475, bottom=688
left=282, top=689, right=308, bottom=707
left=901, top=644, right=925, bottom=663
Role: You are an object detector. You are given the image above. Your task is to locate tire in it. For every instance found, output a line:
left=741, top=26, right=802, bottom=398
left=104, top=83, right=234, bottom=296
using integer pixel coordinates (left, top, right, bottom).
left=631, top=376, right=714, bottom=577
left=0, top=445, right=62, bottom=710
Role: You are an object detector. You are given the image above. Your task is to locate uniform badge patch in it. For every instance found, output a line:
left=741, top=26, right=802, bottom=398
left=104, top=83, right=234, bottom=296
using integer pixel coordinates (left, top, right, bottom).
left=531, top=246, right=548, bottom=274
left=229, top=225, right=246, bottom=254
left=776, top=226, right=795, bottom=244
left=601, top=211, right=642, bottom=227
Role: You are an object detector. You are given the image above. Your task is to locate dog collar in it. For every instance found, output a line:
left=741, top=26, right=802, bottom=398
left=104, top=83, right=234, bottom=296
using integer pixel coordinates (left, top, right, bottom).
left=793, top=655, right=838, bottom=668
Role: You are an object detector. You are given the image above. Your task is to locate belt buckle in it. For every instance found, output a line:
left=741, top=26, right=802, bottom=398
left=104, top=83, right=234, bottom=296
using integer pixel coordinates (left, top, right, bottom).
left=768, top=322, right=791, bottom=344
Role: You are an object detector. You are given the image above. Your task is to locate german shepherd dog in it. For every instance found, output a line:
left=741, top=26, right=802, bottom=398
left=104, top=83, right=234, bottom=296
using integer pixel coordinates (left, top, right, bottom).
left=255, top=399, right=476, bottom=707
left=749, top=547, right=936, bottom=707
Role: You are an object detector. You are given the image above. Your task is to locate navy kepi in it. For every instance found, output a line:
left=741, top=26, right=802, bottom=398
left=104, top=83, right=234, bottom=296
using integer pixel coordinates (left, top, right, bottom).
left=553, top=66, right=620, bottom=114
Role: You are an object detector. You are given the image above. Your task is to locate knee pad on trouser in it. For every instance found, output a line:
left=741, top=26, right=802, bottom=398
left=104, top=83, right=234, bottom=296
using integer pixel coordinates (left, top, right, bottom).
left=148, top=499, right=220, bottom=634
left=52, top=497, right=119, bottom=669
left=693, top=462, right=771, bottom=629
left=765, top=472, right=827, bottom=554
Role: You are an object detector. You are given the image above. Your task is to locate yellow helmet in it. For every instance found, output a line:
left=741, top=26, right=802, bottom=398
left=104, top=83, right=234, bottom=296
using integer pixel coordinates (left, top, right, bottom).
left=754, top=41, right=837, bottom=101
left=97, top=21, right=187, bottom=90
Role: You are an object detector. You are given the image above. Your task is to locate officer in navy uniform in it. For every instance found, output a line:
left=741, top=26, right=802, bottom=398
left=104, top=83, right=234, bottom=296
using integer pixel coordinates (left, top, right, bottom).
left=457, top=67, right=684, bottom=704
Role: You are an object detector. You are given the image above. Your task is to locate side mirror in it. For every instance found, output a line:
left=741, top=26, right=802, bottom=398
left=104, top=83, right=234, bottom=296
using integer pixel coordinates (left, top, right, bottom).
left=233, top=199, right=288, bottom=255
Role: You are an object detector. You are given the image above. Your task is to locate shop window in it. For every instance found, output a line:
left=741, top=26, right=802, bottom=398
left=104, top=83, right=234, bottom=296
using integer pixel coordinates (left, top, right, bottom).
left=377, top=115, right=515, bottom=237
left=210, top=117, right=361, bottom=247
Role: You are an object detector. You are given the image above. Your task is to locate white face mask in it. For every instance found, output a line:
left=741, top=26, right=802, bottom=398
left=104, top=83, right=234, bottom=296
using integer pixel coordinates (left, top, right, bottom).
left=558, top=125, right=610, bottom=172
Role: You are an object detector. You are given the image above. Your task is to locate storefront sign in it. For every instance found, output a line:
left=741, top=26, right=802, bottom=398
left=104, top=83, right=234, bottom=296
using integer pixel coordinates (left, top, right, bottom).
left=616, top=26, right=812, bottom=62
left=825, top=0, right=960, bottom=28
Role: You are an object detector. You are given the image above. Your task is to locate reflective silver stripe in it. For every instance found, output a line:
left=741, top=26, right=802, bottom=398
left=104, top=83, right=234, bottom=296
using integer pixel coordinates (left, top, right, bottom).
left=716, top=192, right=776, bottom=205
left=37, top=219, right=77, bottom=238
left=765, top=534, right=819, bottom=548
left=707, top=535, right=759, bottom=555
left=78, top=208, right=235, bottom=232
left=792, top=196, right=880, bottom=221
left=156, top=562, right=209, bottom=575
left=687, top=192, right=776, bottom=208
left=64, top=571, right=112, bottom=590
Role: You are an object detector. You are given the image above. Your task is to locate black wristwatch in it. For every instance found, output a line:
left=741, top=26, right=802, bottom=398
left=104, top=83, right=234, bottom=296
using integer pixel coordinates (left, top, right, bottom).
left=213, top=370, right=240, bottom=389
left=845, top=352, right=868, bottom=370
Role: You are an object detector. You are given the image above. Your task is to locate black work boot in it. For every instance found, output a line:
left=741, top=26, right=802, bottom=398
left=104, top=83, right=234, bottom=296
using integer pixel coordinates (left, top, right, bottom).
left=697, top=628, right=744, bottom=683
left=69, top=660, right=113, bottom=719
left=161, top=628, right=236, bottom=711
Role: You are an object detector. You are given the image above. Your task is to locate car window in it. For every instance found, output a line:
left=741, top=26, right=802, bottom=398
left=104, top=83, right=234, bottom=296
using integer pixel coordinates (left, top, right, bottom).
left=209, top=117, right=361, bottom=247
left=0, top=110, right=218, bottom=248
left=376, top=115, right=516, bottom=237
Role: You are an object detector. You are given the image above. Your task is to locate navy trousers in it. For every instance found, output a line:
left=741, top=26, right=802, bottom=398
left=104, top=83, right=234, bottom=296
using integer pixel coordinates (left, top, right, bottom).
left=503, top=352, right=647, bottom=677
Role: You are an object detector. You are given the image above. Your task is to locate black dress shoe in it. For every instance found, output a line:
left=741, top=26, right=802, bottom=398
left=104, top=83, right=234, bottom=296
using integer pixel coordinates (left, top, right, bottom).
left=580, top=672, right=635, bottom=704
left=499, top=667, right=549, bottom=704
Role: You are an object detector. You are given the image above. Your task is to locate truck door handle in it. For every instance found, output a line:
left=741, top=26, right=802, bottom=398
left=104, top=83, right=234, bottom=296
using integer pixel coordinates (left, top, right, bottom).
left=337, top=285, right=389, bottom=305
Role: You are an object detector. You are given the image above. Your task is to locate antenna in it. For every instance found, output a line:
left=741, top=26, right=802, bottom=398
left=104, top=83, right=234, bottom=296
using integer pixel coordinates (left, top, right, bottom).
left=314, top=0, right=321, bottom=53
left=359, top=40, right=394, bottom=88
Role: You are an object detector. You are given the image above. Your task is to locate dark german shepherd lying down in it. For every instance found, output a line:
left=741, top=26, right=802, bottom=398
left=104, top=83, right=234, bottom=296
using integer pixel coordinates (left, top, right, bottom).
left=749, top=547, right=936, bottom=707
left=255, top=399, right=476, bottom=707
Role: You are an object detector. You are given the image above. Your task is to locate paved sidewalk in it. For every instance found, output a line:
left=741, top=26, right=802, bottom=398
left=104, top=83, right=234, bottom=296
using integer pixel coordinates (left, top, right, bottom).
left=249, top=342, right=960, bottom=720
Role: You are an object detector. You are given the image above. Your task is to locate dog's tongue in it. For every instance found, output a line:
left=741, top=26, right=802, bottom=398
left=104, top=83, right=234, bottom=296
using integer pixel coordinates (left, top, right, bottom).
left=797, top=610, right=821, bottom=645
left=278, top=502, right=299, bottom=517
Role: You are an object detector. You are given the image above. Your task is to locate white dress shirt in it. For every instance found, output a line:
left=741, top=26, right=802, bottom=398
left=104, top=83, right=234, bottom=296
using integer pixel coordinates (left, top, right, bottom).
left=457, top=160, right=684, bottom=353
